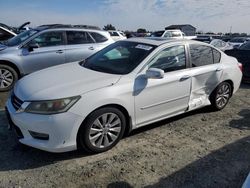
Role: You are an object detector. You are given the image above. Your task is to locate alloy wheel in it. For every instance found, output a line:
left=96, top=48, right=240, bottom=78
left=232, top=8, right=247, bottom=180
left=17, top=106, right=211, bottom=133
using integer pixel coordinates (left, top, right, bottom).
left=215, top=83, right=231, bottom=109
left=89, top=113, right=122, bottom=149
left=0, top=68, right=14, bottom=89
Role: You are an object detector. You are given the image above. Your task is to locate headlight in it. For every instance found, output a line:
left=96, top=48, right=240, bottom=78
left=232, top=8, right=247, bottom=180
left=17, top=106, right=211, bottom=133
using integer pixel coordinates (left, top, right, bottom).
left=24, top=96, right=81, bottom=114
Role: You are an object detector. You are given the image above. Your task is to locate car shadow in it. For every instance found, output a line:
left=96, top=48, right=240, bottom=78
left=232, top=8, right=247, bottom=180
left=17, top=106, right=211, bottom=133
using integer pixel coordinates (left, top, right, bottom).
left=240, top=83, right=250, bottom=89
left=228, top=109, right=250, bottom=130
left=107, top=136, right=250, bottom=188
left=129, top=106, right=214, bottom=137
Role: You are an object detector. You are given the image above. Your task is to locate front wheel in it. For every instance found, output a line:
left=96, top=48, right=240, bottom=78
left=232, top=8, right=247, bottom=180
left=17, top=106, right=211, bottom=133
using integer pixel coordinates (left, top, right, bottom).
left=0, top=64, right=18, bottom=92
left=77, top=107, right=126, bottom=153
left=210, top=82, right=232, bottom=111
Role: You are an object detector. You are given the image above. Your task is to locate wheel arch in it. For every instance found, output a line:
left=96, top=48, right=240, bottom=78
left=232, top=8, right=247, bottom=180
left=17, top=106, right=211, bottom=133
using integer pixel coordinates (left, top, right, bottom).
left=0, top=60, right=21, bottom=78
left=76, top=103, right=132, bottom=148
left=220, top=79, right=234, bottom=97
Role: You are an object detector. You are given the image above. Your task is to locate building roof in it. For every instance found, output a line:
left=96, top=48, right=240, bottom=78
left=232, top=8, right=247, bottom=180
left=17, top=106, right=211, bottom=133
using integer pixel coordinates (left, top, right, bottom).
left=165, top=24, right=196, bottom=30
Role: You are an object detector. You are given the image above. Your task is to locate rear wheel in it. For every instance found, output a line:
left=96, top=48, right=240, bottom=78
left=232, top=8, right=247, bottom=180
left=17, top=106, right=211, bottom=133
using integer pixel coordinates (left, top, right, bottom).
left=78, top=107, right=126, bottom=153
left=210, top=82, right=232, bottom=110
left=0, top=64, right=18, bottom=92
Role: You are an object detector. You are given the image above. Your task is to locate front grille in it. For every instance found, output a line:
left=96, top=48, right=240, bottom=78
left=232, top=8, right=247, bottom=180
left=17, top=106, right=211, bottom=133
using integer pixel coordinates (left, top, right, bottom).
left=11, top=94, right=24, bottom=110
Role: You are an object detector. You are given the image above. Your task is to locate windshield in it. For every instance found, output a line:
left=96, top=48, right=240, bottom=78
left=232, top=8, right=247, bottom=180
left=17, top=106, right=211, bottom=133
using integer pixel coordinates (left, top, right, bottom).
left=83, top=41, right=156, bottom=75
left=239, top=42, right=250, bottom=50
left=5, top=29, right=38, bottom=46
left=229, top=37, right=246, bottom=43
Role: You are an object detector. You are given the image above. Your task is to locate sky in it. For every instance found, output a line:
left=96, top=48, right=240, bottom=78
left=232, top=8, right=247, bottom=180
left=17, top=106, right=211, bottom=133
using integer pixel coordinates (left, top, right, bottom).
left=0, top=0, right=249, bottom=33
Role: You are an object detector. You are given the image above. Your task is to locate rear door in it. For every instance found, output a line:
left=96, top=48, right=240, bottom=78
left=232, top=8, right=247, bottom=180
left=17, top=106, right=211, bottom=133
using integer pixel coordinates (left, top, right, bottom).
left=188, top=44, right=223, bottom=110
left=64, top=31, right=98, bottom=63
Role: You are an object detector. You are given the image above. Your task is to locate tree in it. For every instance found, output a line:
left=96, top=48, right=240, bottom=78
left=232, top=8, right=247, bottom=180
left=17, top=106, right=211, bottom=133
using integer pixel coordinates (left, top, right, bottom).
left=103, top=24, right=116, bottom=31
left=137, top=28, right=147, bottom=33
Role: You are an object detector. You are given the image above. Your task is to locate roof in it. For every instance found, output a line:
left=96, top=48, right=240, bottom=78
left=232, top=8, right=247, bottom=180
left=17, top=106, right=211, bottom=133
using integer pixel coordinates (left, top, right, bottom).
left=36, top=24, right=101, bottom=31
left=125, top=37, right=213, bottom=48
left=126, top=37, right=183, bottom=46
left=165, top=24, right=196, bottom=30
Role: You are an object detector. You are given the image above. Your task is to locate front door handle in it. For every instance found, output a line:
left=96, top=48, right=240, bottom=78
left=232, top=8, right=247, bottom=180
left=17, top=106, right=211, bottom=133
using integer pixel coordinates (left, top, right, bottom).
left=216, top=68, right=222, bottom=72
left=180, top=75, right=191, bottom=82
left=56, top=50, right=63, bottom=54
left=88, top=47, right=95, bottom=50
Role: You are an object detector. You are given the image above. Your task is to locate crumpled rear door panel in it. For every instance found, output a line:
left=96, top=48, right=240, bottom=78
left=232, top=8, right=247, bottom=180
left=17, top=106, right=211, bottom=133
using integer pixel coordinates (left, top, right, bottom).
left=188, top=64, right=223, bottom=110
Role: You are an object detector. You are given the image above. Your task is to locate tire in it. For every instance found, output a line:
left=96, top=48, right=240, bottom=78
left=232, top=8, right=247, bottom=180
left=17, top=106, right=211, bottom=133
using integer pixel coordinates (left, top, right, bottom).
left=210, top=82, right=232, bottom=111
left=77, top=107, right=126, bottom=153
left=0, top=64, right=18, bottom=92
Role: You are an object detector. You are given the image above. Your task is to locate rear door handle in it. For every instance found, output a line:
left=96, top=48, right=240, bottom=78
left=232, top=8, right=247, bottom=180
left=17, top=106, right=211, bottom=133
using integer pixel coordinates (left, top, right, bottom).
left=180, top=75, right=191, bottom=82
left=56, top=50, right=63, bottom=54
left=88, top=47, right=95, bottom=50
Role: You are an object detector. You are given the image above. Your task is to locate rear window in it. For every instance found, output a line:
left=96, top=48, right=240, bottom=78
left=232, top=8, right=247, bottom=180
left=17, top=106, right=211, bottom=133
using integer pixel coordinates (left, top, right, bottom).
left=109, top=31, right=119, bottom=36
left=66, top=31, right=94, bottom=45
left=190, top=44, right=213, bottom=67
left=90, top=32, right=108, bottom=43
left=212, top=48, right=221, bottom=64
left=190, top=44, right=221, bottom=67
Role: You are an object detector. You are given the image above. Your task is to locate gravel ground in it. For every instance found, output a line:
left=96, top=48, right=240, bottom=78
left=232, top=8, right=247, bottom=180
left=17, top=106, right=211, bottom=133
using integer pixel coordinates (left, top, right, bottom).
left=0, top=84, right=250, bottom=188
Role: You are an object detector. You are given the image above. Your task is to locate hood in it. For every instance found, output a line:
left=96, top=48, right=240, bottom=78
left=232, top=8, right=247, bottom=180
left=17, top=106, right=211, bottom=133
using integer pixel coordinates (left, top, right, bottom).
left=14, top=62, right=121, bottom=101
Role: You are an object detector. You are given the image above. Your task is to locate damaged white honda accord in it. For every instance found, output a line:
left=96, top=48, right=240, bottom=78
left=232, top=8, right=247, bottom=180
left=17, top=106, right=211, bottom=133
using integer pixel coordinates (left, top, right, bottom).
left=6, top=38, right=242, bottom=153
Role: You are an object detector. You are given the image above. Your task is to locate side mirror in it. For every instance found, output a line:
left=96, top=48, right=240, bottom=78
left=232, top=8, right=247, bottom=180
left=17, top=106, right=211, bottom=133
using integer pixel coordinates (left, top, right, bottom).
left=28, top=43, right=39, bottom=52
left=146, top=68, right=164, bottom=79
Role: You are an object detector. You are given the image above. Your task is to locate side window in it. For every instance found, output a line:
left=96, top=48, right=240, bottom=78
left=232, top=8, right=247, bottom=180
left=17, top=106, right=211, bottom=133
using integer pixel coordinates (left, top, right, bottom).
left=163, top=32, right=172, bottom=38
left=189, top=44, right=213, bottom=67
left=66, top=31, right=94, bottom=45
left=212, top=48, right=221, bottom=64
left=90, top=32, right=108, bottom=43
left=149, top=45, right=186, bottom=73
left=29, top=31, right=64, bottom=47
left=109, top=31, right=119, bottom=36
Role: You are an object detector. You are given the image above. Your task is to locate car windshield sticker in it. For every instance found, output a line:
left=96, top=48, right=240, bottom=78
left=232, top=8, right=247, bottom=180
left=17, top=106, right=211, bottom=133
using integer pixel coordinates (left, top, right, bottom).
left=135, top=44, right=152, bottom=51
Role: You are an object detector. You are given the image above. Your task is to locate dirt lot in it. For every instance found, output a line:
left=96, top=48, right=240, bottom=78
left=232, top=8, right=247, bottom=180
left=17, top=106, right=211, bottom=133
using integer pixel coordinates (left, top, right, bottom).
left=0, top=84, right=250, bottom=188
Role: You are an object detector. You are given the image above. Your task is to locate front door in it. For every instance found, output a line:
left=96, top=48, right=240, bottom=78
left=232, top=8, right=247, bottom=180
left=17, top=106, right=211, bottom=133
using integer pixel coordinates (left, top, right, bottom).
left=134, top=45, right=191, bottom=126
left=21, top=31, right=65, bottom=74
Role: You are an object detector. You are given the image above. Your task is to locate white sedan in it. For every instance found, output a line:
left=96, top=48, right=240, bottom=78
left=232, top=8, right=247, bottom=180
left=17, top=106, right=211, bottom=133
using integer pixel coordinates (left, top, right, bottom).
left=6, top=38, right=242, bottom=153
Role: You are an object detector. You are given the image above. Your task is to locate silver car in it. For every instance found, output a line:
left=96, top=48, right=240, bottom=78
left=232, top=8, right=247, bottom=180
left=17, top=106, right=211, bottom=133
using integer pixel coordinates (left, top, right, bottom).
left=6, top=38, right=242, bottom=153
left=0, top=25, right=114, bottom=91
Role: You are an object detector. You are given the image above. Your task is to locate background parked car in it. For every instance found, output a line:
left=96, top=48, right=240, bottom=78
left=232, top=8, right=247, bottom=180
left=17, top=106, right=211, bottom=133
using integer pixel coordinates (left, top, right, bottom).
left=150, top=29, right=196, bottom=39
left=210, top=39, right=233, bottom=51
left=225, top=41, right=250, bottom=82
left=0, top=22, right=30, bottom=42
left=228, top=37, right=249, bottom=49
left=108, top=30, right=127, bottom=41
left=0, top=24, right=114, bottom=91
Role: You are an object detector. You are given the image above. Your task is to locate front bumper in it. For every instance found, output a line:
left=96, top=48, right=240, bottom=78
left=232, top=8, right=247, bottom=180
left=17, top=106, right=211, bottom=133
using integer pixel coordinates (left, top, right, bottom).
left=6, top=98, right=84, bottom=153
